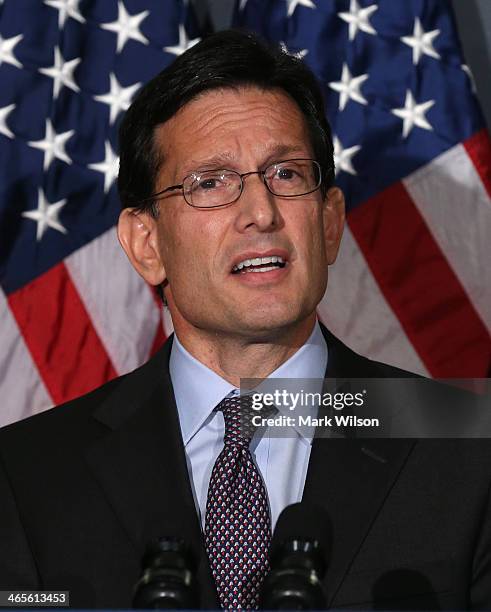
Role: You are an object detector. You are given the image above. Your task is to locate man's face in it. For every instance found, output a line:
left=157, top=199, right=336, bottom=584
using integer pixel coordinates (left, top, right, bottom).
left=130, top=87, right=344, bottom=339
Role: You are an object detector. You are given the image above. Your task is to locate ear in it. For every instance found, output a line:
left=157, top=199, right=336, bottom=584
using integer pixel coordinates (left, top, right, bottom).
left=117, top=208, right=167, bottom=286
left=323, top=187, right=345, bottom=264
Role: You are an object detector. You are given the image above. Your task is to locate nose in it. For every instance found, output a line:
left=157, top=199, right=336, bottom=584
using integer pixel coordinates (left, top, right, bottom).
left=234, top=172, right=282, bottom=233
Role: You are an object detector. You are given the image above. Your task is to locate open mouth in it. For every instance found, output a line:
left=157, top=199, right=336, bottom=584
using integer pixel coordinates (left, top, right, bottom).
left=231, top=255, right=287, bottom=274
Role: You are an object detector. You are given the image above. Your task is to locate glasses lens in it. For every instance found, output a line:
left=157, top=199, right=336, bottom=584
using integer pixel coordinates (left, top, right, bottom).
left=183, top=170, right=241, bottom=208
left=265, top=160, right=321, bottom=196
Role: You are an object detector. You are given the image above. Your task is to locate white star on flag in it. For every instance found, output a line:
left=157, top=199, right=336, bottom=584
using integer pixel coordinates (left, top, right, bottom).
left=101, top=1, right=149, bottom=54
left=284, top=0, right=316, bottom=18
left=0, top=33, right=23, bottom=69
left=0, top=103, right=16, bottom=139
left=164, top=24, right=200, bottom=56
left=28, top=119, right=73, bottom=171
left=392, top=90, right=435, bottom=138
left=22, top=189, right=68, bottom=241
left=333, top=136, right=360, bottom=176
left=89, top=141, right=119, bottom=194
left=338, top=0, right=378, bottom=41
left=280, top=41, right=308, bottom=59
left=329, top=63, right=368, bottom=111
left=94, top=73, right=141, bottom=125
left=40, top=46, right=80, bottom=99
left=401, top=17, right=440, bottom=65
left=44, top=0, right=85, bottom=29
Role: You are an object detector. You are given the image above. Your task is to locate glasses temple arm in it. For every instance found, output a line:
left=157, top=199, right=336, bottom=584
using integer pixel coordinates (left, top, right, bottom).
left=132, top=184, right=183, bottom=206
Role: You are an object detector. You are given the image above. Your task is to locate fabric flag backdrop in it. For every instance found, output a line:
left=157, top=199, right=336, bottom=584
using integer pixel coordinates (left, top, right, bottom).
left=235, top=0, right=491, bottom=380
left=0, top=0, right=201, bottom=427
left=0, top=0, right=490, bottom=428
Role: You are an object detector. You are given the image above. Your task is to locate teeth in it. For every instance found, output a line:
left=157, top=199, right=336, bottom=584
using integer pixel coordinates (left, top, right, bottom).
left=232, top=255, right=284, bottom=272
left=243, top=266, right=277, bottom=273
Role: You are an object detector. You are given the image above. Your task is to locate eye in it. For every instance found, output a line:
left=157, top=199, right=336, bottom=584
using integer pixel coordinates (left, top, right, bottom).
left=276, top=167, right=295, bottom=180
left=200, top=178, right=220, bottom=190
left=272, top=163, right=305, bottom=182
left=189, top=174, right=225, bottom=193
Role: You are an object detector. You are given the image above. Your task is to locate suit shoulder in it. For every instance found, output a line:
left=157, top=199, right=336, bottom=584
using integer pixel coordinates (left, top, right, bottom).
left=355, top=353, right=420, bottom=378
left=0, top=336, right=174, bottom=447
left=0, top=373, right=126, bottom=448
left=321, top=324, right=422, bottom=379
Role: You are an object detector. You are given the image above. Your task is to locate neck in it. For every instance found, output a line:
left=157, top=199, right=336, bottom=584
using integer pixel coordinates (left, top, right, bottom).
left=171, top=314, right=318, bottom=388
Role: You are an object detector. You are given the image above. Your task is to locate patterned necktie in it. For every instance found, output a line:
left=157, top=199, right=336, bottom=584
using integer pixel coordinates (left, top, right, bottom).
left=204, top=395, right=272, bottom=610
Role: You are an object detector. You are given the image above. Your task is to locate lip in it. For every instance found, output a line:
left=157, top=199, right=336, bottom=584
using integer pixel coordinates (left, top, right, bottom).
left=230, top=248, right=290, bottom=272
left=231, top=264, right=290, bottom=285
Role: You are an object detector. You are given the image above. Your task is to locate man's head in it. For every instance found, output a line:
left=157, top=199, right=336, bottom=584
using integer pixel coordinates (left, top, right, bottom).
left=117, top=29, right=344, bottom=343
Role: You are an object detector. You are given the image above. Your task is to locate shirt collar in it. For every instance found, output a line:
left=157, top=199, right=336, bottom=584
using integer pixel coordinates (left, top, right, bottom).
left=170, top=320, right=328, bottom=445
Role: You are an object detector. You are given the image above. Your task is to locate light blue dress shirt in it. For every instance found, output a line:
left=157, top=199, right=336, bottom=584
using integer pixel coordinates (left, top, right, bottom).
left=169, top=321, right=328, bottom=530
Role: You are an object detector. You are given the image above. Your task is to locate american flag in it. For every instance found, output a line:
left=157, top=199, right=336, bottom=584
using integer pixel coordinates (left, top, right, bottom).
left=235, top=0, right=491, bottom=380
left=0, top=0, right=201, bottom=426
left=0, top=0, right=490, bottom=428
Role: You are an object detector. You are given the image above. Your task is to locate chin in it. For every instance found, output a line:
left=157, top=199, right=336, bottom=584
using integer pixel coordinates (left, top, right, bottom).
left=227, top=303, right=314, bottom=337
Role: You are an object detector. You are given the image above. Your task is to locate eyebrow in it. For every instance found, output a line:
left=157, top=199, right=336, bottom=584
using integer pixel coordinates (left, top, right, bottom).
left=181, top=144, right=310, bottom=175
left=182, top=152, right=238, bottom=174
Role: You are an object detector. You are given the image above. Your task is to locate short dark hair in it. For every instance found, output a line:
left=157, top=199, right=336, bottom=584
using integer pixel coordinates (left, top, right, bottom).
left=117, top=28, right=334, bottom=214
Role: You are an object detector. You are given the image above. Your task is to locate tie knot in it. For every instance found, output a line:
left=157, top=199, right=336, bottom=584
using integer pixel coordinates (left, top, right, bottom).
left=217, top=395, right=257, bottom=446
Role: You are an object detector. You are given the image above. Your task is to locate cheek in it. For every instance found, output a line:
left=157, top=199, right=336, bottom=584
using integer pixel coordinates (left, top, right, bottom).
left=159, top=214, right=223, bottom=283
left=157, top=217, right=190, bottom=281
left=289, top=205, right=326, bottom=260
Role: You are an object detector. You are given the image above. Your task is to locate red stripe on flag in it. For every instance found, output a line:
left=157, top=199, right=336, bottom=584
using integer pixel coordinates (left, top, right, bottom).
left=8, top=263, right=118, bottom=405
left=149, top=310, right=167, bottom=357
left=464, top=129, right=491, bottom=199
left=147, top=282, right=167, bottom=356
left=149, top=282, right=163, bottom=309
left=348, top=182, right=491, bottom=377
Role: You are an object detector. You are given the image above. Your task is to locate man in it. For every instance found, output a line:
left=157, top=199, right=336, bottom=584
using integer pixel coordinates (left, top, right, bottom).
left=1, top=30, right=490, bottom=610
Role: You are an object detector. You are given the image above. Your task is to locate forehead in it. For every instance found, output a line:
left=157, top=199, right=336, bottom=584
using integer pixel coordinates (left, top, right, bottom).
left=153, top=86, right=312, bottom=176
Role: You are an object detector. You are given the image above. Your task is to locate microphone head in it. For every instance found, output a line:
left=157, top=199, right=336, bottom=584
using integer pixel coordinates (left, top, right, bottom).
left=141, top=536, right=197, bottom=572
left=134, top=536, right=199, bottom=609
left=271, top=502, right=332, bottom=577
left=260, top=503, right=332, bottom=609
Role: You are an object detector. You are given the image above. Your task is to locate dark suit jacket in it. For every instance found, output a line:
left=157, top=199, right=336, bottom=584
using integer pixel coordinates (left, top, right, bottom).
left=1, top=325, right=491, bottom=609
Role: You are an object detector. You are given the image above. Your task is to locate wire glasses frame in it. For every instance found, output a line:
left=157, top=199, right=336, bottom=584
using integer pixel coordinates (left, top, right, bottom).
left=136, top=158, right=323, bottom=209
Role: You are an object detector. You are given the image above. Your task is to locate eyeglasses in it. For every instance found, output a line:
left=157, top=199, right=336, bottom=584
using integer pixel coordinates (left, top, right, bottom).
left=139, top=159, right=322, bottom=209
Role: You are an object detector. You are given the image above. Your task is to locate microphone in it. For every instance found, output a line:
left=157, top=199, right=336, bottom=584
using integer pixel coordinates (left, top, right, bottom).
left=259, top=503, right=332, bottom=610
left=132, top=536, right=199, bottom=609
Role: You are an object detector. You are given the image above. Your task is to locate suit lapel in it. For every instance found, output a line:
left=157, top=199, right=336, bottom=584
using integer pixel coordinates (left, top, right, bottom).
left=302, top=325, right=415, bottom=605
left=83, top=337, right=219, bottom=608
left=81, top=323, right=413, bottom=607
